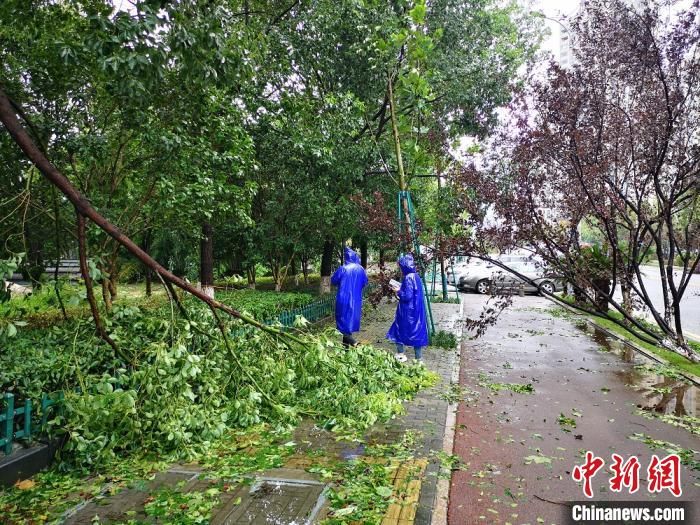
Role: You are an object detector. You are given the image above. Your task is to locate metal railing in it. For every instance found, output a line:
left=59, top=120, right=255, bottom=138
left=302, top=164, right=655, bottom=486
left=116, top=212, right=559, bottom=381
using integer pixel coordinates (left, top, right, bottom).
left=270, top=294, right=336, bottom=327
left=1, top=392, right=63, bottom=456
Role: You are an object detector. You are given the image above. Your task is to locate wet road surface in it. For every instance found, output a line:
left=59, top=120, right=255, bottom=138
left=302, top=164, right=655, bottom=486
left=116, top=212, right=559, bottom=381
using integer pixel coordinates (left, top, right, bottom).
left=448, top=296, right=699, bottom=525
left=624, top=265, right=700, bottom=342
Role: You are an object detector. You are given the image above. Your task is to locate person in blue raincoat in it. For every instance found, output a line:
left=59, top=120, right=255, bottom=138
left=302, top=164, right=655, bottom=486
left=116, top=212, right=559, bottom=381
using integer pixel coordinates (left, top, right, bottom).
left=386, top=254, right=429, bottom=363
left=331, top=247, right=368, bottom=346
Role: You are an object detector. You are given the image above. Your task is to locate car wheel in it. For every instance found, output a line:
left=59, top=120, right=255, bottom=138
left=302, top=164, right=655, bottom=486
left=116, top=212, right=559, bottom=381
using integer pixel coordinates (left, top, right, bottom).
left=475, top=279, right=490, bottom=294
left=539, top=281, right=555, bottom=295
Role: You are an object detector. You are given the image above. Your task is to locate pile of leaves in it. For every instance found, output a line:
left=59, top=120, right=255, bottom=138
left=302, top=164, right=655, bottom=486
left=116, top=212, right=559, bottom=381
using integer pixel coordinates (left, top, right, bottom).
left=1, top=301, right=436, bottom=469
left=0, top=425, right=431, bottom=524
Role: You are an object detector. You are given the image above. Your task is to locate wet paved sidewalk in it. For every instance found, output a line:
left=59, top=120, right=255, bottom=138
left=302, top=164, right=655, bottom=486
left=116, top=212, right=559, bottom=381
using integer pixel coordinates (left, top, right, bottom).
left=359, top=301, right=462, bottom=524
left=448, top=296, right=700, bottom=525
left=62, top=300, right=462, bottom=525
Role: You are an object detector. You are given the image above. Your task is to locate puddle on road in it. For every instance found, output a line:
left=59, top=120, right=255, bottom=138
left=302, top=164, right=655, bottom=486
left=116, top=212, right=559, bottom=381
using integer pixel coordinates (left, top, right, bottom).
left=576, top=323, right=699, bottom=418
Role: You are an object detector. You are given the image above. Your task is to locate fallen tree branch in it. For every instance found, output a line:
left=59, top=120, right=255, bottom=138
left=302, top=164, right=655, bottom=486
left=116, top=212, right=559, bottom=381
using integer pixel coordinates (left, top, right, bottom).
left=0, top=88, right=304, bottom=347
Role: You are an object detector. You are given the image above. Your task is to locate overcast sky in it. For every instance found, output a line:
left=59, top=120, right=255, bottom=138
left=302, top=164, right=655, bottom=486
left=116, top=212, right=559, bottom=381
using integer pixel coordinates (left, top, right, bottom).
left=526, top=0, right=581, bottom=59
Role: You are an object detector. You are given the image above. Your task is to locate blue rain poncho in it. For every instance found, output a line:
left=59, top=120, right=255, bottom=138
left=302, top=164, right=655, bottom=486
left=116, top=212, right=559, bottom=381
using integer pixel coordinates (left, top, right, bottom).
left=331, top=247, right=368, bottom=335
left=386, top=254, right=429, bottom=347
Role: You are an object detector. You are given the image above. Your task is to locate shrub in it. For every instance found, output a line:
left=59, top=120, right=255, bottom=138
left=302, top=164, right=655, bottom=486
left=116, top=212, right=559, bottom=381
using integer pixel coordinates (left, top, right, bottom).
left=431, top=330, right=458, bottom=350
left=1, top=302, right=436, bottom=469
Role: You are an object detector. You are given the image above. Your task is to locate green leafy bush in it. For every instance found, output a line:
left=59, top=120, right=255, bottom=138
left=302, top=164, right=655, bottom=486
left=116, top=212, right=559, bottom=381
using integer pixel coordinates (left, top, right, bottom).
left=116, top=261, right=143, bottom=283
left=431, top=330, right=457, bottom=349
left=1, top=302, right=435, bottom=469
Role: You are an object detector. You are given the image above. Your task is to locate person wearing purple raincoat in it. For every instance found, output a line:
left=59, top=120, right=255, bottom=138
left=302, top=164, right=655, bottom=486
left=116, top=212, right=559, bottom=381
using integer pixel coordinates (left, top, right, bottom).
left=386, top=254, right=429, bottom=363
left=331, top=247, right=368, bottom=346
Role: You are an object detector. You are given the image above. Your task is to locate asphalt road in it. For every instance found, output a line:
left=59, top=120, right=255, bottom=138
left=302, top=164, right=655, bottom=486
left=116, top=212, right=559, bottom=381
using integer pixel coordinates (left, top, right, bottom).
left=448, top=295, right=699, bottom=524
left=620, top=265, right=700, bottom=343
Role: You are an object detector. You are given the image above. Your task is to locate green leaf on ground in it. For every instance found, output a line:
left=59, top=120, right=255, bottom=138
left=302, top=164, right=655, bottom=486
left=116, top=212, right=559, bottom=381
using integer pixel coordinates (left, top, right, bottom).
left=524, top=455, right=552, bottom=466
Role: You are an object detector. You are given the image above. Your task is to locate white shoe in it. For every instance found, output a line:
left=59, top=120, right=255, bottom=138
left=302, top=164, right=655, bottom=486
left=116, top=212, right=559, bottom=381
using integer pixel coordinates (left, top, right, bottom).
left=395, top=353, right=408, bottom=363
left=414, top=358, right=424, bottom=366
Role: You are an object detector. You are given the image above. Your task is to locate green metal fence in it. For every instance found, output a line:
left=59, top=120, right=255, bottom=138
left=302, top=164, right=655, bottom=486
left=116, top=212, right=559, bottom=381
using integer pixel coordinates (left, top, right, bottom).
left=267, top=294, right=336, bottom=327
left=1, top=391, right=63, bottom=456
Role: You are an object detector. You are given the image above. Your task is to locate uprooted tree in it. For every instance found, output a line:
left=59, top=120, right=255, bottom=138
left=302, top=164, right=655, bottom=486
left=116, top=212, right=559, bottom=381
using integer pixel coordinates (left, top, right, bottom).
left=451, top=0, right=700, bottom=360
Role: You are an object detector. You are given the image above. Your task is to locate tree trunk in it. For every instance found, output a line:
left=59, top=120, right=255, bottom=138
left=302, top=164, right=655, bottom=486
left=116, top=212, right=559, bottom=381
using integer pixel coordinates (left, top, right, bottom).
left=77, top=213, right=122, bottom=358
left=200, top=221, right=215, bottom=298
left=301, top=253, right=310, bottom=284
left=360, top=238, right=368, bottom=268
left=51, top=187, right=68, bottom=320
left=290, top=256, right=299, bottom=286
left=621, top=282, right=632, bottom=317
left=230, top=252, right=243, bottom=277
left=108, top=273, right=117, bottom=301
left=388, top=77, right=413, bottom=244
left=107, top=251, right=119, bottom=303
left=145, top=266, right=152, bottom=296
left=247, top=266, right=256, bottom=289
left=379, top=248, right=385, bottom=267
left=276, top=252, right=295, bottom=291
left=270, top=257, right=282, bottom=291
left=439, top=245, right=448, bottom=301
left=593, top=278, right=611, bottom=312
left=142, top=231, right=152, bottom=297
left=23, top=220, right=44, bottom=289
left=672, top=298, right=687, bottom=351
left=102, top=278, right=113, bottom=311
left=320, top=239, right=333, bottom=294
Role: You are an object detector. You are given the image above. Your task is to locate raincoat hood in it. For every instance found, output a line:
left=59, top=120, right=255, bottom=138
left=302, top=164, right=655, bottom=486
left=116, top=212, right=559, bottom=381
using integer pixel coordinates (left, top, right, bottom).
left=398, top=254, right=417, bottom=275
left=344, top=247, right=361, bottom=265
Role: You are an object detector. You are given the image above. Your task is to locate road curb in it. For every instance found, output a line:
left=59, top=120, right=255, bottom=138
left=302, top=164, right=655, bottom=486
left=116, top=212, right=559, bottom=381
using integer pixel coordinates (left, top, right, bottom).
left=429, top=300, right=463, bottom=525
left=543, top=295, right=700, bottom=387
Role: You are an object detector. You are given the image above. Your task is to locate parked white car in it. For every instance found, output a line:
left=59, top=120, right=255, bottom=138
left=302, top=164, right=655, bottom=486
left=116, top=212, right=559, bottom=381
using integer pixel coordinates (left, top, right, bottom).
left=447, top=258, right=490, bottom=285
left=458, top=259, right=563, bottom=295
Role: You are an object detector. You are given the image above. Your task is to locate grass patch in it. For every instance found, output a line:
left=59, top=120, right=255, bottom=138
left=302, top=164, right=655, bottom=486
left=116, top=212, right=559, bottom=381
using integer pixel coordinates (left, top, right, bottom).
left=590, top=316, right=700, bottom=378
left=552, top=297, right=700, bottom=378
left=430, top=330, right=458, bottom=350
left=429, top=296, right=460, bottom=304
left=1, top=282, right=322, bottom=329
left=215, top=274, right=322, bottom=294
left=0, top=283, right=168, bottom=328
